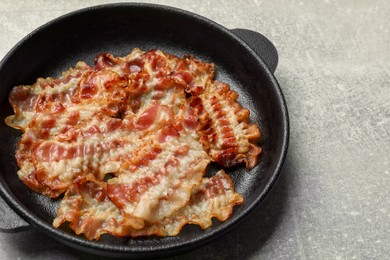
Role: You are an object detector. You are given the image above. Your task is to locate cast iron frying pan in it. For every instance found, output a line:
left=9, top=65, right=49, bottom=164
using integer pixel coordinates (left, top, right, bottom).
left=0, top=3, right=289, bottom=258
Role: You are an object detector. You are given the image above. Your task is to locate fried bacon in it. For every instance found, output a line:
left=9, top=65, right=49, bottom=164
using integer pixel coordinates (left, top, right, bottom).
left=53, top=171, right=243, bottom=240
left=129, top=170, right=244, bottom=237
left=107, top=127, right=210, bottom=225
left=53, top=177, right=144, bottom=240
left=192, top=81, right=262, bottom=169
left=6, top=48, right=261, bottom=239
left=6, top=62, right=91, bottom=131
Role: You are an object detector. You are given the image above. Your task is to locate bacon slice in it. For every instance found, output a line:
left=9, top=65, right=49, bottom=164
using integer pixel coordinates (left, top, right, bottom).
left=107, top=127, right=210, bottom=224
left=5, top=62, right=92, bottom=131
left=53, top=170, right=243, bottom=239
left=129, top=170, right=243, bottom=237
left=192, top=81, right=262, bottom=169
left=16, top=114, right=140, bottom=197
left=53, top=177, right=144, bottom=240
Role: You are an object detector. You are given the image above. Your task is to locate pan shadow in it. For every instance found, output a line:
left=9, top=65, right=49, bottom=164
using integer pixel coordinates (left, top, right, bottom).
left=168, top=154, right=294, bottom=260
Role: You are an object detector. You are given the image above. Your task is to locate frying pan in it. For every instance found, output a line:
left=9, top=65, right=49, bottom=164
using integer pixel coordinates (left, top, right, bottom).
left=0, top=3, right=288, bottom=258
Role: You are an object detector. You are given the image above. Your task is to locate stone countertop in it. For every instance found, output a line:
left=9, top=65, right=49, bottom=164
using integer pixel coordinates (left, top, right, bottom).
left=0, top=0, right=389, bottom=259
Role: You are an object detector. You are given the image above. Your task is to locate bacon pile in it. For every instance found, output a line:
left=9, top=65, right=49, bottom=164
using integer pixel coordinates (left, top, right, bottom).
left=6, top=49, right=261, bottom=240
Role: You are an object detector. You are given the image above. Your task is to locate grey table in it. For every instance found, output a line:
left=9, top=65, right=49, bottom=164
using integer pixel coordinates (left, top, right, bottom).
left=0, top=0, right=389, bottom=259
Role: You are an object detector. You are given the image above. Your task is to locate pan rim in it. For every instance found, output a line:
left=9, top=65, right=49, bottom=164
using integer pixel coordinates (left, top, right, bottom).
left=0, top=2, right=289, bottom=256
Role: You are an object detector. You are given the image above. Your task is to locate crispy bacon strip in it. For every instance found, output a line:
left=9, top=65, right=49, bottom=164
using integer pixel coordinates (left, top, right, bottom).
left=107, top=126, right=210, bottom=224
left=129, top=170, right=243, bottom=237
left=53, top=170, right=242, bottom=239
left=16, top=115, right=141, bottom=197
left=53, top=177, right=144, bottom=240
left=5, top=61, right=92, bottom=131
left=192, top=81, right=262, bottom=169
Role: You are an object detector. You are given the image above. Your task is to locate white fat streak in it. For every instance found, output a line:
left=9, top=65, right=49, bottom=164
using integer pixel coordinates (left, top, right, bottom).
left=17, top=162, right=34, bottom=179
left=134, top=172, right=242, bottom=236
left=138, top=51, right=185, bottom=114
left=6, top=112, right=34, bottom=130
left=44, top=105, right=107, bottom=138
left=39, top=128, right=143, bottom=183
left=41, top=158, right=83, bottom=183
left=193, top=69, right=211, bottom=87
left=145, top=76, right=159, bottom=89
left=30, top=71, right=84, bottom=96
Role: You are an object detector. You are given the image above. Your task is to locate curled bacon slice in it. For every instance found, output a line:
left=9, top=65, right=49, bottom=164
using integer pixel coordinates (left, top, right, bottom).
left=53, top=170, right=243, bottom=239
left=107, top=127, right=210, bottom=224
left=129, top=170, right=244, bottom=237
left=192, top=81, right=262, bottom=169
left=5, top=62, right=91, bottom=131
left=53, top=177, right=144, bottom=240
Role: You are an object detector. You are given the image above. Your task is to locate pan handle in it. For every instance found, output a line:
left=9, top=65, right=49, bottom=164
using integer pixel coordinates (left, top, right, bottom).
left=0, top=197, right=30, bottom=233
left=231, top=28, right=278, bottom=73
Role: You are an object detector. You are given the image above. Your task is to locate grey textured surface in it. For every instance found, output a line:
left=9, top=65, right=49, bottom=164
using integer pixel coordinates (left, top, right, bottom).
left=0, top=0, right=389, bottom=259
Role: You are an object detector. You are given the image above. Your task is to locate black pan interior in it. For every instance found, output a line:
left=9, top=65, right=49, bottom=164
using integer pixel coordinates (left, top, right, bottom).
left=0, top=3, right=288, bottom=258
